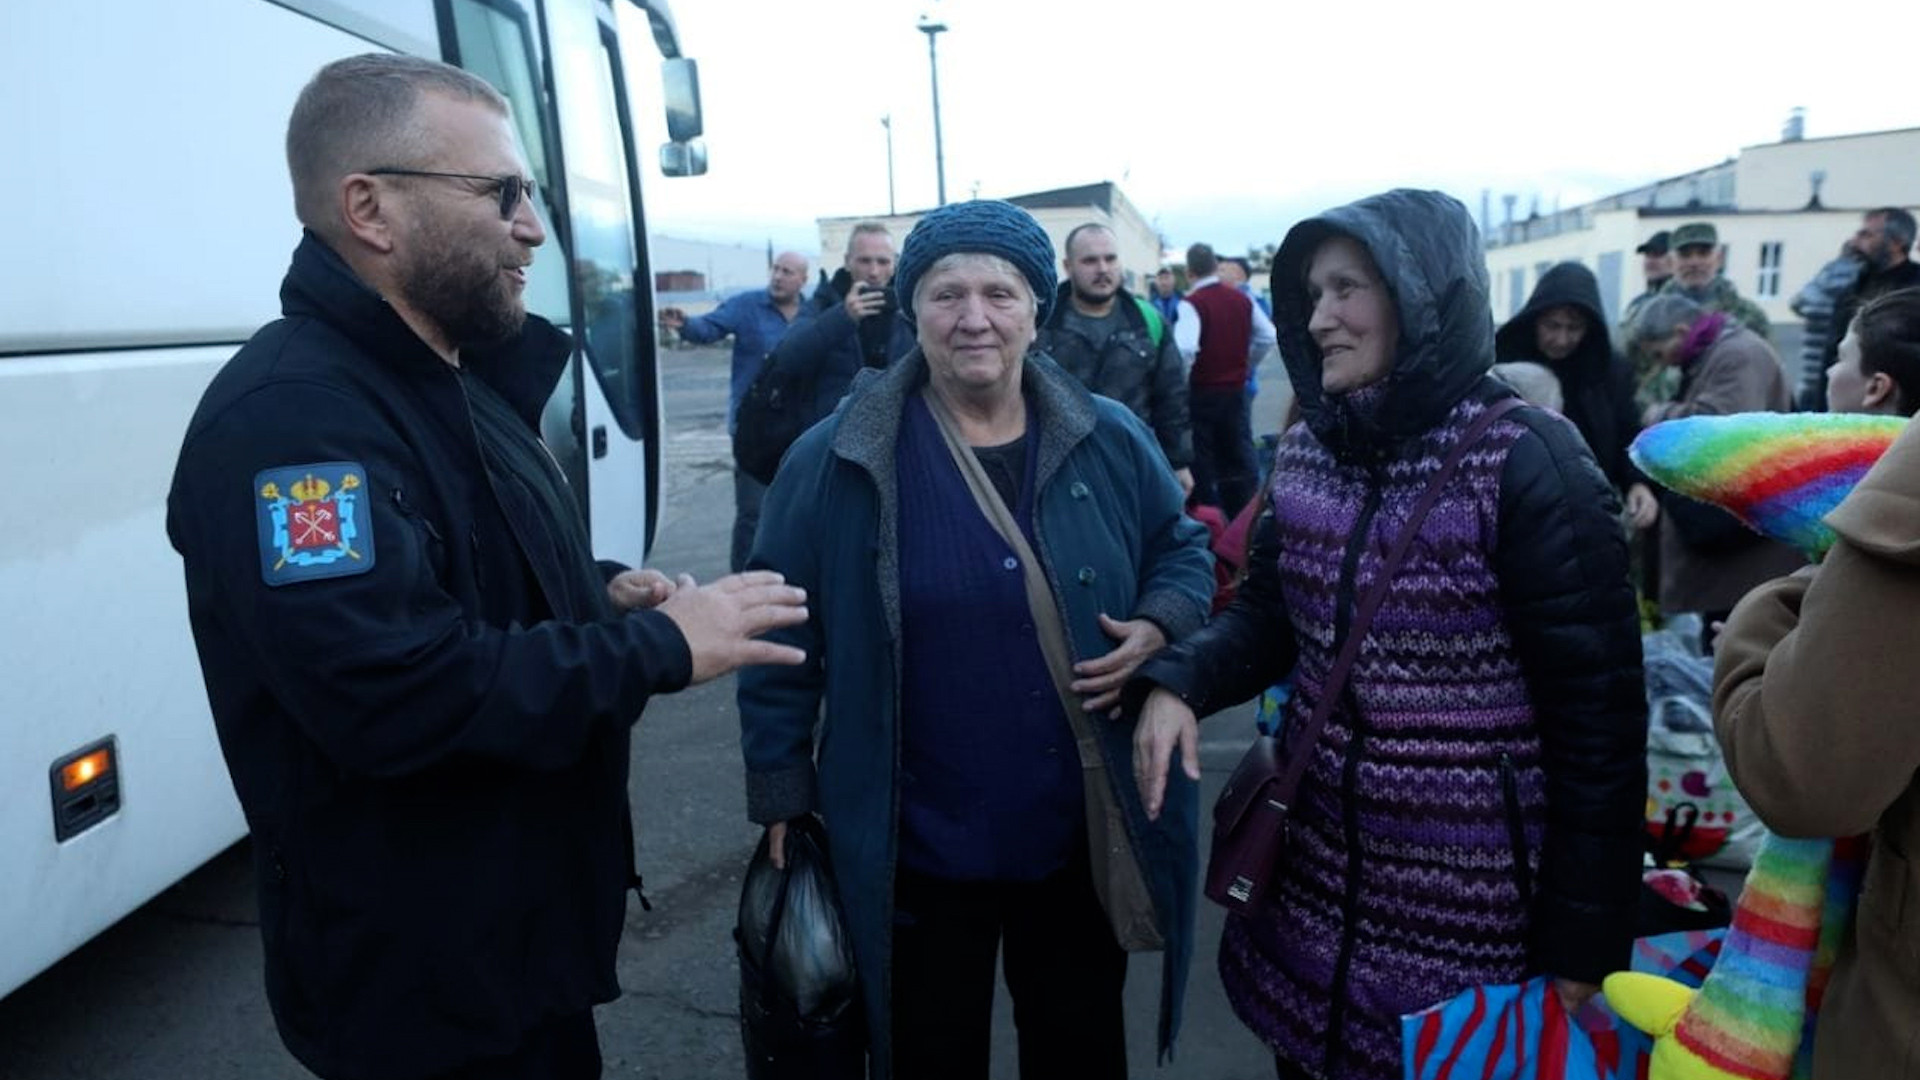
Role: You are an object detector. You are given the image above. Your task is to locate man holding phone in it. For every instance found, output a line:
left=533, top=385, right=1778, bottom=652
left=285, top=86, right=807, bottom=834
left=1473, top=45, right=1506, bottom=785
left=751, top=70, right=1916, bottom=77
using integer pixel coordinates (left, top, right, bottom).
left=758, top=222, right=917, bottom=434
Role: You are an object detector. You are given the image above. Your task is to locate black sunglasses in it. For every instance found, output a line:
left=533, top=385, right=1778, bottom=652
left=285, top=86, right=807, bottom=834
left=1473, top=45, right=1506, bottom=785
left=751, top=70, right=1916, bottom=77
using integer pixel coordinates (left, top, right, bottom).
left=367, top=168, right=536, bottom=220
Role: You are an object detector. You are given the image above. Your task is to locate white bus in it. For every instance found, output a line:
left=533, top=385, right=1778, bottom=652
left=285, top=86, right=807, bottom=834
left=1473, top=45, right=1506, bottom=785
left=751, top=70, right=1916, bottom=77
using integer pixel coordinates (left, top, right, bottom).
left=0, top=0, right=702, bottom=999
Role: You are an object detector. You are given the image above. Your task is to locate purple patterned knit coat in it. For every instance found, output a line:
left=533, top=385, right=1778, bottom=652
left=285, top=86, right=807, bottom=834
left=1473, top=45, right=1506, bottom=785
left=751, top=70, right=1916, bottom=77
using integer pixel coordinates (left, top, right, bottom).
left=1220, top=394, right=1545, bottom=1079
left=1201, top=190, right=1646, bottom=1080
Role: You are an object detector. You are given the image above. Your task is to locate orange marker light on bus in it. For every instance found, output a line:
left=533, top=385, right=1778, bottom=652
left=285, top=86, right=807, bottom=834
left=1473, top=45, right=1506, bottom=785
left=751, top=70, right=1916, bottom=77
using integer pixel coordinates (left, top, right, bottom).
left=60, top=748, right=114, bottom=792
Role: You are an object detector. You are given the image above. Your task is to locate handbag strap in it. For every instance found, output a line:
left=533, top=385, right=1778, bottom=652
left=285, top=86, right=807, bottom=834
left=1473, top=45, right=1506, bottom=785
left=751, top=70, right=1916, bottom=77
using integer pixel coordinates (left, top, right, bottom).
left=1275, top=396, right=1525, bottom=795
left=918, top=388, right=1085, bottom=716
left=920, top=386, right=1166, bottom=950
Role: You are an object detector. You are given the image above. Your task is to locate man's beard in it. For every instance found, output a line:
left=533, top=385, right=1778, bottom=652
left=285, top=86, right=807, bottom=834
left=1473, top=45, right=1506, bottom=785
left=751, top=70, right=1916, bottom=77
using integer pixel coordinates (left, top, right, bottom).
left=1072, top=280, right=1116, bottom=306
left=398, top=221, right=526, bottom=347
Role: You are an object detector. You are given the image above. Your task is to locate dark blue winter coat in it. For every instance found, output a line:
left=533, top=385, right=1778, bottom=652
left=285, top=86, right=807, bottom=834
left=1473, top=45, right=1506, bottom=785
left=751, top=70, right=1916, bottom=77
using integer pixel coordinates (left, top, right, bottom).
left=738, top=348, right=1213, bottom=1079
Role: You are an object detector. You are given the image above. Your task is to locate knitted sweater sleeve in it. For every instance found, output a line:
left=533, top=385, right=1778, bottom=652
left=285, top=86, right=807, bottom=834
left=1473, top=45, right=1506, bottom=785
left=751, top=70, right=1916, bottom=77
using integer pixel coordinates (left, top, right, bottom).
left=1494, top=411, right=1648, bottom=985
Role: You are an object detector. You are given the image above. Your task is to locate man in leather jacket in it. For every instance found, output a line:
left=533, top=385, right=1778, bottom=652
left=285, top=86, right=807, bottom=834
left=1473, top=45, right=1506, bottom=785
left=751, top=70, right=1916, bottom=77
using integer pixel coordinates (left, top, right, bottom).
left=1035, top=223, right=1194, bottom=495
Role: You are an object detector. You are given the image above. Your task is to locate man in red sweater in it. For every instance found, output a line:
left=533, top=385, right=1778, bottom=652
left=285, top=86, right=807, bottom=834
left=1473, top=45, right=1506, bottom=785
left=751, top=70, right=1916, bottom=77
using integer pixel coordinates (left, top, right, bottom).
left=1175, top=242, right=1275, bottom=514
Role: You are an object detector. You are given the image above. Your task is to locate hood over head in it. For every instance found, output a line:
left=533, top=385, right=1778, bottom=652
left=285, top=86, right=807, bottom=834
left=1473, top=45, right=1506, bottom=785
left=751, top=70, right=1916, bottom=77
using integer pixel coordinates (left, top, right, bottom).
left=1494, top=261, right=1615, bottom=380
left=1270, top=188, right=1493, bottom=456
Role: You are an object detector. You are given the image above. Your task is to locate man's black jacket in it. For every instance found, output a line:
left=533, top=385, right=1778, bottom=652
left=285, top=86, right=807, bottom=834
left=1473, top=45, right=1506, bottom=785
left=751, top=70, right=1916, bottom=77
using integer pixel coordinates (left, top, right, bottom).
left=166, top=234, right=692, bottom=1080
left=1034, top=283, right=1194, bottom=471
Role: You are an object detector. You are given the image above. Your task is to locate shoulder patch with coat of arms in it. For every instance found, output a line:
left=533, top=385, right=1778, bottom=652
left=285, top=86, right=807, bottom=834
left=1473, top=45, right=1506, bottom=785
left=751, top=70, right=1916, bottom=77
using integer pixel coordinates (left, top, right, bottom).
left=254, top=462, right=376, bottom=586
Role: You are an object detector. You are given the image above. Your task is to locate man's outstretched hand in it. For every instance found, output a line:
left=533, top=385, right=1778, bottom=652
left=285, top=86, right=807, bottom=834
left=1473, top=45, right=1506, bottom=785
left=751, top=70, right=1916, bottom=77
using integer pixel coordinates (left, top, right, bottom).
left=656, top=571, right=808, bottom=683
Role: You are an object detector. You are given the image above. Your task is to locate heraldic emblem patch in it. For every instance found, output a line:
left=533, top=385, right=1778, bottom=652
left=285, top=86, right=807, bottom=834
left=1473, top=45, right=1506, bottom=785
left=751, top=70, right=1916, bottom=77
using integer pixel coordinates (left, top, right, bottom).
left=254, top=462, right=376, bottom=586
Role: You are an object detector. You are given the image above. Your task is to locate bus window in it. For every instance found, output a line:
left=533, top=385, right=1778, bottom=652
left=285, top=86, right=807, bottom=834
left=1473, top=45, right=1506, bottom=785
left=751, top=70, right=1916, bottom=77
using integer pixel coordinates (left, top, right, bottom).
left=446, top=0, right=571, bottom=329
left=545, top=1, right=649, bottom=440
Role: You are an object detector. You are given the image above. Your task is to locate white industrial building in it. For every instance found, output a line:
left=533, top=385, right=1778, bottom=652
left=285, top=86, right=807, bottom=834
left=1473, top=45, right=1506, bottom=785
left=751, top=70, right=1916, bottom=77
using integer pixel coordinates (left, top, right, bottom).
left=1482, top=124, right=1920, bottom=334
left=816, top=181, right=1162, bottom=296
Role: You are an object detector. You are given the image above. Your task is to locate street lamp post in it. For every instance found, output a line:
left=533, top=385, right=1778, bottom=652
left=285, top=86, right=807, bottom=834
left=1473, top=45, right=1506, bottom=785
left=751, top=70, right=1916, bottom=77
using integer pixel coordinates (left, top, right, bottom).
left=917, top=15, right=947, bottom=207
left=881, top=114, right=896, bottom=216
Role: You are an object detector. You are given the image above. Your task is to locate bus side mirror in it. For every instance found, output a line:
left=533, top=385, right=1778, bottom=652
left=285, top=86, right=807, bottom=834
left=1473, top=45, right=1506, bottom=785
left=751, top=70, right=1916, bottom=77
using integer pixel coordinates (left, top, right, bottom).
left=659, top=139, right=707, bottom=177
left=662, top=57, right=702, bottom=142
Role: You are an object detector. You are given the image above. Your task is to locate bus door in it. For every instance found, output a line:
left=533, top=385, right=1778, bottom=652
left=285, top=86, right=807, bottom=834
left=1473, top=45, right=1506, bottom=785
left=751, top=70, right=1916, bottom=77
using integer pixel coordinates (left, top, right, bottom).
left=445, top=0, right=665, bottom=570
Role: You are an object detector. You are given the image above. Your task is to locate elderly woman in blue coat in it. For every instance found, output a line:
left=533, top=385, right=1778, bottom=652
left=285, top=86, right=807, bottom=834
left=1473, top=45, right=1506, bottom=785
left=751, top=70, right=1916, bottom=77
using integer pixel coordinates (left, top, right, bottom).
left=738, top=200, right=1213, bottom=1080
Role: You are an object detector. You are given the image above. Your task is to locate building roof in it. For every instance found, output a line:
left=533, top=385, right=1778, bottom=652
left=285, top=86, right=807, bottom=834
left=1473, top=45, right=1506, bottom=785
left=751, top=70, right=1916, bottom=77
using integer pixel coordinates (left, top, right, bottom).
left=1738, top=123, right=1920, bottom=152
left=1004, top=182, right=1117, bottom=214
left=818, top=181, right=1124, bottom=224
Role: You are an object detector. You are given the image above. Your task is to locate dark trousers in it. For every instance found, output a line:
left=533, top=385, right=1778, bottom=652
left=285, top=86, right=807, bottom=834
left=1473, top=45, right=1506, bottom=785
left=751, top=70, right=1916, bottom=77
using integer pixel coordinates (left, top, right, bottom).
left=1189, top=386, right=1257, bottom=515
left=732, top=464, right=767, bottom=573
left=429, top=1010, right=600, bottom=1080
left=891, top=855, right=1128, bottom=1080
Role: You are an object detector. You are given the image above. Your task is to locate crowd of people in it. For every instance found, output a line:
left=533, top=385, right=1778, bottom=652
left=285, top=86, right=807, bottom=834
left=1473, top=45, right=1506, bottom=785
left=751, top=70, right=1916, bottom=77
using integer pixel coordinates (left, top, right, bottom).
left=164, top=48, right=1920, bottom=1080
left=666, top=187, right=1920, bottom=1078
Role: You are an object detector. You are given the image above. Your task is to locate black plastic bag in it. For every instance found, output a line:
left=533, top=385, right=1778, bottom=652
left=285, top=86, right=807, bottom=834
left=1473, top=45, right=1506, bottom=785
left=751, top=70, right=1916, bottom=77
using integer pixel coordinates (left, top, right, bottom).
left=735, top=815, right=864, bottom=1079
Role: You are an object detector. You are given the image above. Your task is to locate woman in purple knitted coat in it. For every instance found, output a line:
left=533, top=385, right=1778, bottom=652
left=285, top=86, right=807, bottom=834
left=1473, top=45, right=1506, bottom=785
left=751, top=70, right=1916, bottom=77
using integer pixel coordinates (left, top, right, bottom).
left=1131, top=190, right=1648, bottom=1080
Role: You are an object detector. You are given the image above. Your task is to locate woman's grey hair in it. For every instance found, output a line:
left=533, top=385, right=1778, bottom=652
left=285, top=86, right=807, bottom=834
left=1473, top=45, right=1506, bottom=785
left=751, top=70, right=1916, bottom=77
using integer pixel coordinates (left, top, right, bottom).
left=911, top=252, right=1038, bottom=317
left=286, top=54, right=510, bottom=237
left=1633, top=294, right=1704, bottom=343
left=1490, top=361, right=1563, bottom=412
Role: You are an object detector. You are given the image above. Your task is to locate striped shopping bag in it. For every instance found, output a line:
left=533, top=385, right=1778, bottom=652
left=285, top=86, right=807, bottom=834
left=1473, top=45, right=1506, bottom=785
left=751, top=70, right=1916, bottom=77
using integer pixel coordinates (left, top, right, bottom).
left=1403, top=977, right=1652, bottom=1080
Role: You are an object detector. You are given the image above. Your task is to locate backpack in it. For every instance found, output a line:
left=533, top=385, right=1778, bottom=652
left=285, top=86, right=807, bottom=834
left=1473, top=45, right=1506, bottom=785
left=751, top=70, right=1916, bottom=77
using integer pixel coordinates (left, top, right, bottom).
left=1132, top=295, right=1166, bottom=348
left=732, top=351, right=818, bottom=486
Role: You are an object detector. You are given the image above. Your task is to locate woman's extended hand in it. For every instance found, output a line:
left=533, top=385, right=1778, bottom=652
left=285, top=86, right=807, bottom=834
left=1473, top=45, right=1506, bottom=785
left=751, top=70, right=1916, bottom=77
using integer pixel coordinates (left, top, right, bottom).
left=1072, top=614, right=1167, bottom=717
left=1553, top=977, right=1600, bottom=1013
left=1133, top=687, right=1199, bottom=821
left=1625, top=483, right=1660, bottom=530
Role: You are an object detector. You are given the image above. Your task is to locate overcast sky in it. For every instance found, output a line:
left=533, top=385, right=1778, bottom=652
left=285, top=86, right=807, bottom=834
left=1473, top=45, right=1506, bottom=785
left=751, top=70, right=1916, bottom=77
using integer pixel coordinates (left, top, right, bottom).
left=623, top=0, right=1914, bottom=263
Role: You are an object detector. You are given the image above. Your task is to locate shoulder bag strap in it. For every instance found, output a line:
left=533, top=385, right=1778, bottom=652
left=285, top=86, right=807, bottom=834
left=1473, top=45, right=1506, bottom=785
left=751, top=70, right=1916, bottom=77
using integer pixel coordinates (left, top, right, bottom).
left=918, top=387, right=1165, bottom=950
left=1274, top=395, right=1525, bottom=794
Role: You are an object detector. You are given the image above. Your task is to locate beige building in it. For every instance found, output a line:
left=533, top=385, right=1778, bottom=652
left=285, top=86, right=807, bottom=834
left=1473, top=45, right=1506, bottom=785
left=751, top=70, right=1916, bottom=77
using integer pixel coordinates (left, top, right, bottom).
left=816, top=181, right=1162, bottom=298
left=1483, top=125, right=1920, bottom=332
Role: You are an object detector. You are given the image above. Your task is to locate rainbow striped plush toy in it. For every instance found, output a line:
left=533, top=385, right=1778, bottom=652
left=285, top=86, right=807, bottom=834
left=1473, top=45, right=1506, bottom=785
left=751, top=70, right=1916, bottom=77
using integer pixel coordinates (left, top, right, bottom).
left=1606, top=412, right=1899, bottom=1079
left=1626, top=412, right=1906, bottom=559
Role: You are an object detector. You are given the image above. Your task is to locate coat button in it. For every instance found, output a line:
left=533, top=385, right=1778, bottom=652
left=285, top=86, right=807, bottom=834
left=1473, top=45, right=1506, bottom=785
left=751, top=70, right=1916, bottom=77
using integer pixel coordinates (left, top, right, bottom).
left=1070, top=481, right=1090, bottom=499
left=1077, top=566, right=1096, bottom=585
left=1003, top=556, right=1019, bottom=571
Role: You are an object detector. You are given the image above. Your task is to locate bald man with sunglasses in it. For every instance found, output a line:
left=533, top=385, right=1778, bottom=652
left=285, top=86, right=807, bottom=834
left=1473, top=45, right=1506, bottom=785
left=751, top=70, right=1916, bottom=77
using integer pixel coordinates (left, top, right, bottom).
left=166, top=54, right=808, bottom=1080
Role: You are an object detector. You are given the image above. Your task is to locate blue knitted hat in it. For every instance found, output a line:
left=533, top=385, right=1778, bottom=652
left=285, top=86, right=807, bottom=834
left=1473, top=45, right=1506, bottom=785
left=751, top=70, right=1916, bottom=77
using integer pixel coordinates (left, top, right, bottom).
left=894, top=199, right=1058, bottom=325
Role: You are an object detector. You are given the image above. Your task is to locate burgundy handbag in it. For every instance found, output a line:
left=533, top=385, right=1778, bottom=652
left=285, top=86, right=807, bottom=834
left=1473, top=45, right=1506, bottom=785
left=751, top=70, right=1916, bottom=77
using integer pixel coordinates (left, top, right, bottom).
left=1205, top=398, right=1523, bottom=914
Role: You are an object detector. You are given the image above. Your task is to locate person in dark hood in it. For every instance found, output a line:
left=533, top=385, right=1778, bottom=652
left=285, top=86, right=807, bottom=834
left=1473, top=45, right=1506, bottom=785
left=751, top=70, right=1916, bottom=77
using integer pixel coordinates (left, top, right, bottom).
left=1494, top=262, right=1641, bottom=494
left=1132, top=190, right=1646, bottom=1080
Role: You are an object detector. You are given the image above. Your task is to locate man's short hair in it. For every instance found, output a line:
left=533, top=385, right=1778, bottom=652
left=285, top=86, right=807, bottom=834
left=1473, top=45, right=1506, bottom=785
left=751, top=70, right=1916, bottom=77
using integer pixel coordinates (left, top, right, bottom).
left=845, top=221, right=893, bottom=257
left=1186, top=242, right=1218, bottom=278
left=1062, top=222, right=1112, bottom=259
left=287, top=54, right=509, bottom=236
left=1854, top=287, right=1920, bottom=417
left=1633, top=294, right=1704, bottom=343
left=1870, top=208, right=1918, bottom=251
